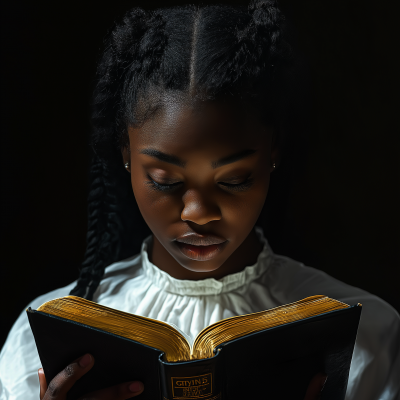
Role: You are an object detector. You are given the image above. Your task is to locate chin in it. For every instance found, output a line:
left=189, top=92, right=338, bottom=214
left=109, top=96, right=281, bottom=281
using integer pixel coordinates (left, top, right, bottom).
left=181, top=261, right=223, bottom=273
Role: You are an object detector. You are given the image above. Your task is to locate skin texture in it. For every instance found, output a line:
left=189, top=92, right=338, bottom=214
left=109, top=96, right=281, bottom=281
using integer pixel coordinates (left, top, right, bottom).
left=122, top=97, right=278, bottom=280
left=37, top=355, right=144, bottom=400
left=37, top=98, right=326, bottom=399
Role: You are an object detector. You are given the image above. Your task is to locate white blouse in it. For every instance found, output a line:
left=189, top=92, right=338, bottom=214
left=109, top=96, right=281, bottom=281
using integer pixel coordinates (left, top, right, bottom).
left=0, top=226, right=399, bottom=400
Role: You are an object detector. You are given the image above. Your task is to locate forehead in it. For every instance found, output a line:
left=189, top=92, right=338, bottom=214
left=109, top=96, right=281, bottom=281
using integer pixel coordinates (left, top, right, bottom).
left=129, top=99, right=271, bottom=157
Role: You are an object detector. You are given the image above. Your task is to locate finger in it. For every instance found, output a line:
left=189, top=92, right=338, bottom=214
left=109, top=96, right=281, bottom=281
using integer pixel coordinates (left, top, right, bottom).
left=38, top=368, right=47, bottom=400
left=303, top=373, right=328, bottom=400
left=43, top=354, right=94, bottom=400
left=77, top=381, right=144, bottom=400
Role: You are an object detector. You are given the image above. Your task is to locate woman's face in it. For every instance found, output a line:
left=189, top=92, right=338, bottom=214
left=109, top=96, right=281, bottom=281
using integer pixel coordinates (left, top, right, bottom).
left=122, top=97, right=277, bottom=279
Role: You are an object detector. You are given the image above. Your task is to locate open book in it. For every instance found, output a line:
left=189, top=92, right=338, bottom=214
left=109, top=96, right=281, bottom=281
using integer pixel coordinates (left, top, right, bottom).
left=28, top=295, right=362, bottom=400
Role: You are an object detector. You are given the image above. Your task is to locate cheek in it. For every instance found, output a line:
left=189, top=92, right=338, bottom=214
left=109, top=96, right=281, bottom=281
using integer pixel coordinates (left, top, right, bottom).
left=223, top=178, right=269, bottom=229
left=131, top=176, right=181, bottom=234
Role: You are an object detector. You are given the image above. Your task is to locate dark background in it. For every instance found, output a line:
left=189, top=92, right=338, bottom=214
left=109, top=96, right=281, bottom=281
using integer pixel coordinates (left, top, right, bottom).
left=1, top=0, right=399, bottom=349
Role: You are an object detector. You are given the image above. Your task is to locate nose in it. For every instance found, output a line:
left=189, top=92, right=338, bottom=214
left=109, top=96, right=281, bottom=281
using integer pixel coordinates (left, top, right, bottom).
left=181, top=189, right=222, bottom=225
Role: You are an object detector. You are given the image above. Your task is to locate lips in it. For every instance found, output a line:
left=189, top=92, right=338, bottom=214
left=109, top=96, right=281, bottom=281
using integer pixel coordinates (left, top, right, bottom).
left=175, top=241, right=227, bottom=261
left=175, top=232, right=227, bottom=261
left=175, top=232, right=226, bottom=246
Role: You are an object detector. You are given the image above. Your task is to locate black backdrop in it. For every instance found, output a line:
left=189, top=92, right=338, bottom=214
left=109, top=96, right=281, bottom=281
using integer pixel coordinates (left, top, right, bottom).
left=1, top=0, right=399, bottom=349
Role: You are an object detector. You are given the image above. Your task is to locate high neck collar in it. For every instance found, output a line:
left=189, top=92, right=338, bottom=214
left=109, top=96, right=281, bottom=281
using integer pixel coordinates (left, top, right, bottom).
left=140, top=226, right=274, bottom=296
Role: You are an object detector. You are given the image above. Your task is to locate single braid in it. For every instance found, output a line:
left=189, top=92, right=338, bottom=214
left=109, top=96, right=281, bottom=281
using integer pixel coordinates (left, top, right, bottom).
left=70, top=150, right=149, bottom=300
left=84, top=158, right=123, bottom=300
left=69, top=156, right=112, bottom=298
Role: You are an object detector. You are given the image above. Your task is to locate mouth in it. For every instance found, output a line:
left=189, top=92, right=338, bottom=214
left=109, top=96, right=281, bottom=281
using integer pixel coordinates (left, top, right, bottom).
left=174, top=241, right=227, bottom=261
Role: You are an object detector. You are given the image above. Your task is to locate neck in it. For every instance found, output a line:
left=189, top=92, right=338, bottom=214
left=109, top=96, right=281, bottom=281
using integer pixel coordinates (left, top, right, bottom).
left=149, top=228, right=264, bottom=280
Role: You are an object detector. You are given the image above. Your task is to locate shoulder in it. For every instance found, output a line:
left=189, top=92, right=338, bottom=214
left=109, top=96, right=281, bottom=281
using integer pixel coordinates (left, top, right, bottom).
left=2, top=279, right=78, bottom=348
left=0, top=280, right=77, bottom=399
left=268, top=254, right=400, bottom=400
left=268, top=254, right=400, bottom=336
left=1, top=251, right=143, bottom=353
left=0, top=252, right=143, bottom=399
left=1, top=280, right=78, bottom=348
left=269, top=253, right=399, bottom=325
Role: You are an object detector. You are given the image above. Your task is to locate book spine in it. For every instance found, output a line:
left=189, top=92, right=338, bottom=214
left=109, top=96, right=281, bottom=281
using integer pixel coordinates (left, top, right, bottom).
left=158, top=351, right=222, bottom=400
left=27, top=309, right=47, bottom=375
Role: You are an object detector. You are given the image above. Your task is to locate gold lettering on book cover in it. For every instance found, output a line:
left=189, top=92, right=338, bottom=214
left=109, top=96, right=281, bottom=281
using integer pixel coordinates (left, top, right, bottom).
left=171, top=373, right=212, bottom=399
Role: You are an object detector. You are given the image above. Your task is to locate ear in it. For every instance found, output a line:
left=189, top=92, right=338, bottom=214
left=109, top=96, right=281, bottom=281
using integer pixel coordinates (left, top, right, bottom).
left=271, top=127, right=282, bottom=169
left=121, top=144, right=131, bottom=173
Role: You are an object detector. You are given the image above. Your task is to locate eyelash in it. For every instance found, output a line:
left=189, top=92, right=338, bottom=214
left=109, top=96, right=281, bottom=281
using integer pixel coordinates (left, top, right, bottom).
left=145, top=174, right=254, bottom=193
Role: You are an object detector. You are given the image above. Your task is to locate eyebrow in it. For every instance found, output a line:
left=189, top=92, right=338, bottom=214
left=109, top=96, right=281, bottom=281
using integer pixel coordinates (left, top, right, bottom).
left=138, top=148, right=257, bottom=169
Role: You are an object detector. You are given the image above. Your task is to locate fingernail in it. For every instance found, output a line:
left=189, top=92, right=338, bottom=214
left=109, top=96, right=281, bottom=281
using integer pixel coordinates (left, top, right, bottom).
left=129, top=381, right=144, bottom=393
left=38, top=368, right=44, bottom=375
left=79, top=354, right=92, bottom=368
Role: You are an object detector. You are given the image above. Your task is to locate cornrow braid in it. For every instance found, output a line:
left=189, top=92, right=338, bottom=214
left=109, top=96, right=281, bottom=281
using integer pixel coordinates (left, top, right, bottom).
left=232, top=0, right=284, bottom=79
left=93, top=9, right=150, bottom=156
left=70, top=0, right=309, bottom=300
left=137, top=13, right=168, bottom=77
left=249, top=0, right=284, bottom=55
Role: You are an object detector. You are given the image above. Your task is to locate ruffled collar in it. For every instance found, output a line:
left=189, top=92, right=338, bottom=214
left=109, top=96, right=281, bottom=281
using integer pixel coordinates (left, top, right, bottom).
left=140, top=226, right=273, bottom=296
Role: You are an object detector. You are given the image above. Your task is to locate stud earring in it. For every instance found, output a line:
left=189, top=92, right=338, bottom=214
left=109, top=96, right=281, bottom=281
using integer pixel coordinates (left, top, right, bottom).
left=272, top=163, right=276, bottom=170
left=124, top=162, right=130, bottom=170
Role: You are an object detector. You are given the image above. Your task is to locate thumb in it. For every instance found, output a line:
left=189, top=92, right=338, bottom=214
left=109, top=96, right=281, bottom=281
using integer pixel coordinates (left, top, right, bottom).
left=303, top=373, right=327, bottom=400
left=38, top=368, right=47, bottom=400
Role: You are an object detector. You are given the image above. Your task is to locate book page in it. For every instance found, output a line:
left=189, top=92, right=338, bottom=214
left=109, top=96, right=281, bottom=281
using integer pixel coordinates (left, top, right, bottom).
left=37, top=296, right=192, bottom=362
left=191, top=295, right=350, bottom=359
left=162, top=321, right=194, bottom=347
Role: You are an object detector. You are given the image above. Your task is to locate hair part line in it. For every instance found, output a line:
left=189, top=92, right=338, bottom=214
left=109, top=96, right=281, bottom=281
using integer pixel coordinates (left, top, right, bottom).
left=189, top=8, right=201, bottom=96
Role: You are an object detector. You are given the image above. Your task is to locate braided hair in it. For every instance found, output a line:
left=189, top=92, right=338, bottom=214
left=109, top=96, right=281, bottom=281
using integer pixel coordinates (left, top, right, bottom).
left=70, top=0, right=309, bottom=300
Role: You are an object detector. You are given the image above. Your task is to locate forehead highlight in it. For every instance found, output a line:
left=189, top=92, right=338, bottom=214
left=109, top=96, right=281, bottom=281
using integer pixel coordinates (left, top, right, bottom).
left=127, top=95, right=272, bottom=161
left=138, top=148, right=257, bottom=169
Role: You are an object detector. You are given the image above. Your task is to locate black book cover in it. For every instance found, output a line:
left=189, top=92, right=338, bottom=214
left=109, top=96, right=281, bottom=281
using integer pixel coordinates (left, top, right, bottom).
left=27, top=304, right=361, bottom=400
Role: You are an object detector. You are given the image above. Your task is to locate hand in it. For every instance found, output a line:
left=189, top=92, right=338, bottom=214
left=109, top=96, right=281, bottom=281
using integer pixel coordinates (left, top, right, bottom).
left=303, top=372, right=328, bottom=400
left=38, top=353, right=144, bottom=400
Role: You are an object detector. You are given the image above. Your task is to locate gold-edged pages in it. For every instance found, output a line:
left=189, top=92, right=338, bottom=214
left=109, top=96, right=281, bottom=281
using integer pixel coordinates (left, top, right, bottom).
left=37, top=295, right=349, bottom=362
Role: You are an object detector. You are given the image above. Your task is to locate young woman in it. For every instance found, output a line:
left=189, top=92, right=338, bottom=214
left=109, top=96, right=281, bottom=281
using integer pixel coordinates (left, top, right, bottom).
left=0, top=1, right=399, bottom=399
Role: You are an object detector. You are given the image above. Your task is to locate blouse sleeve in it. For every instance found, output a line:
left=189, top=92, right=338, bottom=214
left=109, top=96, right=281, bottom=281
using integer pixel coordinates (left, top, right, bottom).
left=266, top=257, right=400, bottom=400
left=0, top=282, right=76, bottom=400
left=345, top=294, right=400, bottom=400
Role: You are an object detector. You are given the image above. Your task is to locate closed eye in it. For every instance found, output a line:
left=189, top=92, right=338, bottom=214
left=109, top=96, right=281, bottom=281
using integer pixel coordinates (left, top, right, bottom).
left=145, top=178, right=182, bottom=192
left=218, top=178, right=254, bottom=191
left=145, top=174, right=254, bottom=193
